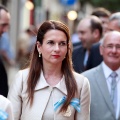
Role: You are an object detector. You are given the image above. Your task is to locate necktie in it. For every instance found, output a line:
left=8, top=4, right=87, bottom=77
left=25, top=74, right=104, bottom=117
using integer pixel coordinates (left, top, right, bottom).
left=110, top=72, right=118, bottom=113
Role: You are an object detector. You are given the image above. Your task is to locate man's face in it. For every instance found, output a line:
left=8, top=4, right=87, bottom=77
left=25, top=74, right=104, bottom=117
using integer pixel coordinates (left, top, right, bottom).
left=77, top=19, right=94, bottom=49
left=0, top=9, right=10, bottom=36
left=100, top=32, right=120, bottom=70
left=108, top=20, right=120, bottom=32
left=99, top=16, right=109, bottom=34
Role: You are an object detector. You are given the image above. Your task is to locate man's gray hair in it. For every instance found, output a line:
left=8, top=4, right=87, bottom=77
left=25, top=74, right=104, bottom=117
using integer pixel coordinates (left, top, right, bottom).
left=100, top=31, right=120, bottom=46
left=109, top=12, right=120, bottom=28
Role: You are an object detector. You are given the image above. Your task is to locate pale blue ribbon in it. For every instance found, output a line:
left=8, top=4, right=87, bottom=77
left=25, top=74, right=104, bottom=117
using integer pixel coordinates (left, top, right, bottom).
left=0, top=109, right=8, bottom=120
left=54, top=96, right=80, bottom=112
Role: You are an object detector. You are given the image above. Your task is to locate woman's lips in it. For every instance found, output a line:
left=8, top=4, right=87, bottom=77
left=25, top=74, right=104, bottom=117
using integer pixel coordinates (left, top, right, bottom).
left=52, top=55, right=60, bottom=58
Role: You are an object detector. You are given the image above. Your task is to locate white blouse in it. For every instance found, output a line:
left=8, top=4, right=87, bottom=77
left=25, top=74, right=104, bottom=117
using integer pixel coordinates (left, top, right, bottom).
left=0, top=95, right=14, bottom=120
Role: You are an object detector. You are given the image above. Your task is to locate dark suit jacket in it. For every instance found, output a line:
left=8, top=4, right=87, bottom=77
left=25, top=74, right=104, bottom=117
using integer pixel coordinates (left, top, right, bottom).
left=0, top=58, right=8, bottom=97
left=82, top=64, right=119, bottom=120
left=87, top=42, right=103, bottom=70
left=72, top=45, right=86, bottom=73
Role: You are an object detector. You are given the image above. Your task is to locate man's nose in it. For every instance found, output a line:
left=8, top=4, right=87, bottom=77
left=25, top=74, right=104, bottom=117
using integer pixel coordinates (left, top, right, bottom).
left=78, top=33, right=83, bottom=41
left=112, top=46, right=117, bottom=53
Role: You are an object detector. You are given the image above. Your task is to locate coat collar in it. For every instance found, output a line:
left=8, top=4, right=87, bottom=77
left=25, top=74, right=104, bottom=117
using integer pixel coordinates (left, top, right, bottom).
left=35, top=71, right=67, bottom=95
left=35, top=71, right=49, bottom=90
left=55, top=76, right=67, bottom=95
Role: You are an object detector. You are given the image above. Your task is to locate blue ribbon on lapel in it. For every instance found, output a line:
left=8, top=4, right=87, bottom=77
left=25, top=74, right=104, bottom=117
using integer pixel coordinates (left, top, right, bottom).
left=54, top=96, right=66, bottom=111
left=54, top=96, right=80, bottom=112
left=0, top=109, right=8, bottom=120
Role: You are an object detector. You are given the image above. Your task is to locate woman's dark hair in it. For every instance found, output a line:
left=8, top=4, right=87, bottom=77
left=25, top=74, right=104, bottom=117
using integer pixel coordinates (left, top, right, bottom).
left=27, top=20, right=78, bottom=112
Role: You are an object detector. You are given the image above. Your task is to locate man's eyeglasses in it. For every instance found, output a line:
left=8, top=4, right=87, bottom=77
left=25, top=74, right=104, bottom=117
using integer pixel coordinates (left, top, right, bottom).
left=103, top=44, right=120, bottom=50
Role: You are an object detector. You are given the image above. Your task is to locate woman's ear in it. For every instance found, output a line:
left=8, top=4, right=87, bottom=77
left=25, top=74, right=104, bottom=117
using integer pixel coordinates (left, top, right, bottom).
left=36, top=41, right=41, bottom=52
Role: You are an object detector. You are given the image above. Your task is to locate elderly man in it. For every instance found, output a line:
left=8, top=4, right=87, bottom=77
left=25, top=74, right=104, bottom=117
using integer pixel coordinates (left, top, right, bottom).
left=0, top=5, right=10, bottom=97
left=108, top=12, right=120, bottom=31
left=82, top=31, right=120, bottom=120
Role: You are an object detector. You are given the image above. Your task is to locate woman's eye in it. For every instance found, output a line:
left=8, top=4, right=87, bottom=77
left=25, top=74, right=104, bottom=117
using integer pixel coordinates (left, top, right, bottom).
left=59, top=42, right=67, bottom=46
left=47, top=41, right=54, bottom=45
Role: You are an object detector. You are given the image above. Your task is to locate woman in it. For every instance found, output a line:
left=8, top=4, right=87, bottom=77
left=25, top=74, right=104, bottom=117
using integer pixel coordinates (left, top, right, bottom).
left=8, top=20, right=90, bottom=120
left=0, top=95, right=14, bottom=120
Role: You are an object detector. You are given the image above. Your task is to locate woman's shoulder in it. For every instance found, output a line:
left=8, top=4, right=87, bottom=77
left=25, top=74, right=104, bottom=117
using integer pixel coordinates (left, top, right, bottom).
left=8, top=68, right=30, bottom=96
left=73, top=71, right=86, bottom=80
left=13, top=68, right=30, bottom=85
left=73, top=72, right=90, bottom=98
left=73, top=71, right=89, bottom=86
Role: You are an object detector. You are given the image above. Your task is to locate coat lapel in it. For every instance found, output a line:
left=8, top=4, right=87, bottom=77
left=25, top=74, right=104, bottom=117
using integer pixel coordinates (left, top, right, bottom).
left=95, top=64, right=115, bottom=116
left=34, top=72, right=53, bottom=119
left=34, top=73, right=68, bottom=119
left=55, top=76, right=67, bottom=95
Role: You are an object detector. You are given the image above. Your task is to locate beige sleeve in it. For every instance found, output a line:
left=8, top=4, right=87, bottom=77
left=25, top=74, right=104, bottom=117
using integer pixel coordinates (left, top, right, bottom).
left=75, top=77, right=91, bottom=120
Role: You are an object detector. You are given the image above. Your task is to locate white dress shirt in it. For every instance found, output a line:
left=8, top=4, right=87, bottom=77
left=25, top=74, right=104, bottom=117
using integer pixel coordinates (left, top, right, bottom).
left=102, top=62, right=120, bottom=119
left=84, top=50, right=89, bottom=67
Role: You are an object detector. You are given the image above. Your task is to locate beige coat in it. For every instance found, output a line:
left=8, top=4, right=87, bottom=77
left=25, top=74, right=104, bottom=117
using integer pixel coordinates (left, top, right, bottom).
left=8, top=69, right=90, bottom=120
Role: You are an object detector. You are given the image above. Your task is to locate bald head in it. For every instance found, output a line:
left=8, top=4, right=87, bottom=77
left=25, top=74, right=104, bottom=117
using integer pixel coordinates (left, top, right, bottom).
left=78, top=16, right=103, bottom=36
left=77, top=16, right=102, bottom=49
left=101, top=31, right=120, bottom=45
left=100, top=31, right=120, bottom=70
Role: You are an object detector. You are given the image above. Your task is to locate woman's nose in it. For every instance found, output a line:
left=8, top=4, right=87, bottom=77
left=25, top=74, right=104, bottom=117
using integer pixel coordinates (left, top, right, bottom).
left=54, top=44, right=60, bottom=51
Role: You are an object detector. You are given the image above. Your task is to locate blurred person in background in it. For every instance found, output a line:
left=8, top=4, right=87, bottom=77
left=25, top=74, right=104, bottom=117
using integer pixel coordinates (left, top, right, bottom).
left=8, top=20, right=90, bottom=120
left=16, top=26, right=37, bottom=70
left=72, top=15, right=102, bottom=73
left=0, top=4, right=10, bottom=97
left=82, top=31, right=120, bottom=120
left=16, top=32, right=31, bottom=69
left=71, top=20, right=81, bottom=48
left=91, top=7, right=111, bottom=34
left=0, top=32, right=15, bottom=66
left=0, top=5, right=15, bottom=88
left=108, top=12, right=120, bottom=32
left=25, top=25, right=37, bottom=52
left=87, top=7, right=111, bottom=70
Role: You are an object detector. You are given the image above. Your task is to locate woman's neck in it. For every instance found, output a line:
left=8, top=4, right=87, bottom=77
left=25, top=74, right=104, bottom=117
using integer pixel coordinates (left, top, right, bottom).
left=43, top=63, right=63, bottom=86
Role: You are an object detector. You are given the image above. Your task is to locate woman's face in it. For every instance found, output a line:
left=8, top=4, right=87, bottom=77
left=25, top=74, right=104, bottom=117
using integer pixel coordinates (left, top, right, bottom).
left=37, top=29, right=68, bottom=65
